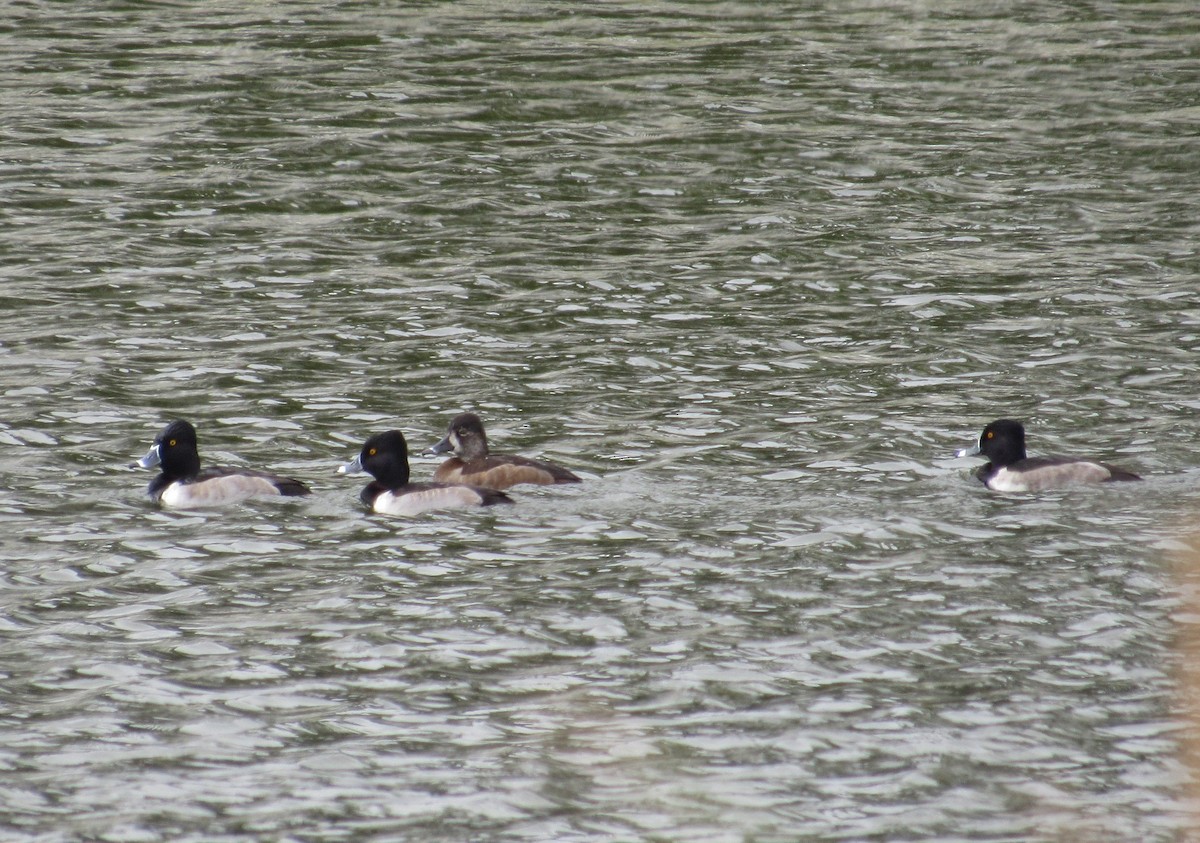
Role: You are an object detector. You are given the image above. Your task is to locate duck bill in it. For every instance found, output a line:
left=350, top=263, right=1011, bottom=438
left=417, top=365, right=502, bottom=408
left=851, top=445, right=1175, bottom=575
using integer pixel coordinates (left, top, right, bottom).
left=955, top=443, right=981, bottom=459
left=425, top=435, right=453, bottom=456
left=135, top=444, right=162, bottom=469
left=337, top=454, right=364, bottom=475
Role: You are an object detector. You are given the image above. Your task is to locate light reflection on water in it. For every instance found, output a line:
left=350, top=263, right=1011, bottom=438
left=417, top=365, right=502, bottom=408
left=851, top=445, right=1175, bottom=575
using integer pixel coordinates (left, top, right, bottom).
left=3, top=1, right=1200, bottom=840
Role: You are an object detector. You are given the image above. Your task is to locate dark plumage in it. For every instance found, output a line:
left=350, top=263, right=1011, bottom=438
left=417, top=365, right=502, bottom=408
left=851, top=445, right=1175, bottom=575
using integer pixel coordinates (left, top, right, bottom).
left=339, top=429, right=512, bottom=516
left=427, top=413, right=580, bottom=491
left=957, top=419, right=1140, bottom=492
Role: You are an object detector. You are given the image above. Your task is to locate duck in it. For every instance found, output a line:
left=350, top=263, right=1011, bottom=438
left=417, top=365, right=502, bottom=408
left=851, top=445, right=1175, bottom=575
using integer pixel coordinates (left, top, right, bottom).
left=427, top=412, right=580, bottom=490
left=134, top=419, right=310, bottom=508
left=338, top=429, right=513, bottom=516
left=956, top=418, right=1141, bottom=492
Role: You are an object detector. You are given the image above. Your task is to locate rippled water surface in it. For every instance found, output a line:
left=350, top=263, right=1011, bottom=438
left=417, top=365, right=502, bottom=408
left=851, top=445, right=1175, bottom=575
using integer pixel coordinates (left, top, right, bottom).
left=4, top=2, right=1200, bottom=840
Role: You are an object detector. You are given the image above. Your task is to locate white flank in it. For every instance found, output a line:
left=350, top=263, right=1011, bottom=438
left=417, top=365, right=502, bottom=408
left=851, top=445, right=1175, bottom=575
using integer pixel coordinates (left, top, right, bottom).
left=374, top=486, right=482, bottom=516
left=989, top=462, right=1111, bottom=492
left=159, top=475, right=282, bottom=509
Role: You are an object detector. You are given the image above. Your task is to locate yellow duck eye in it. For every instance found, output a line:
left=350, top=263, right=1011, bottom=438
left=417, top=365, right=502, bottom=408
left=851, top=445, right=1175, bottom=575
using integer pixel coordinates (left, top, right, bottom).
left=368, top=448, right=377, bottom=456
left=985, top=431, right=993, bottom=440
left=169, top=439, right=177, bottom=446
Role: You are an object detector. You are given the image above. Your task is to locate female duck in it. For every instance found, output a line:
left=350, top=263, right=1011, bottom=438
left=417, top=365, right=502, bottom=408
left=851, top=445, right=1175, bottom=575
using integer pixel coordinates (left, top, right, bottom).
left=428, top=413, right=580, bottom=490
left=957, top=419, right=1140, bottom=492
left=135, top=419, right=310, bottom=508
left=339, top=429, right=513, bottom=516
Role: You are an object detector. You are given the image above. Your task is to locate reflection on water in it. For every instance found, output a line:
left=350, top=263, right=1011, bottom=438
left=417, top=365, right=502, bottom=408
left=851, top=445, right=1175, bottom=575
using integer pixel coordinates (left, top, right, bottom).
left=2, top=1, right=1200, bottom=840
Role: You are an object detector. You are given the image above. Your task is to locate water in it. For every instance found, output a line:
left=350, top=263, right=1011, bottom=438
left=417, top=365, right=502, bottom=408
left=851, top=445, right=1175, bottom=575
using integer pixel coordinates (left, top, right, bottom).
left=3, top=2, right=1200, bottom=840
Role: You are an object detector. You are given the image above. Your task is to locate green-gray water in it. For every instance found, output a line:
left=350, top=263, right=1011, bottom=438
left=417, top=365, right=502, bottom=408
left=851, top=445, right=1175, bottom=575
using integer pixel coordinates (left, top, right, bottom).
left=3, top=2, right=1200, bottom=840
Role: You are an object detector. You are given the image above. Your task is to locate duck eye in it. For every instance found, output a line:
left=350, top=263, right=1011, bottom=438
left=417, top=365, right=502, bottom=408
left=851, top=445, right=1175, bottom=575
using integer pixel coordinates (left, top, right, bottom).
left=169, top=439, right=177, bottom=446
left=985, top=432, right=993, bottom=440
left=368, top=447, right=377, bottom=456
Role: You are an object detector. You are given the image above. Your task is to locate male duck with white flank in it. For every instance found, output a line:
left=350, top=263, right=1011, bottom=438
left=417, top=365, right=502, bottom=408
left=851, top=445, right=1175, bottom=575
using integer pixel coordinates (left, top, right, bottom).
left=957, top=419, right=1140, bottom=492
left=339, top=429, right=513, bottom=516
left=135, top=419, right=310, bottom=508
